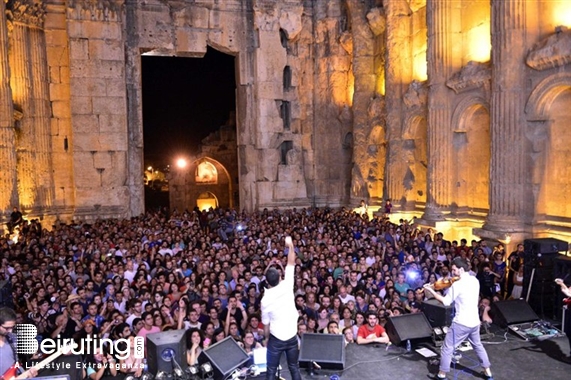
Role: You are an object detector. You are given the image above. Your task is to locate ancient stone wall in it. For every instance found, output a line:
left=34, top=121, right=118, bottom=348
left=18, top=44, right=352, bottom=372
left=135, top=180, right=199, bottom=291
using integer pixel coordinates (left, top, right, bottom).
left=1, top=0, right=571, bottom=244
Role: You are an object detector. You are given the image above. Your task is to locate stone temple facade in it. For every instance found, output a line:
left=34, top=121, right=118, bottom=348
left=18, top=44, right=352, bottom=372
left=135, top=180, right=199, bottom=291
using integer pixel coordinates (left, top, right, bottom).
left=1, top=0, right=571, bottom=245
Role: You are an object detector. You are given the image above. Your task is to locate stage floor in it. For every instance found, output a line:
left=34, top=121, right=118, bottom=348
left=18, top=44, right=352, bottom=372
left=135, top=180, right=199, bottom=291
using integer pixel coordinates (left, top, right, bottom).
left=35, top=327, right=570, bottom=380
left=266, top=328, right=571, bottom=380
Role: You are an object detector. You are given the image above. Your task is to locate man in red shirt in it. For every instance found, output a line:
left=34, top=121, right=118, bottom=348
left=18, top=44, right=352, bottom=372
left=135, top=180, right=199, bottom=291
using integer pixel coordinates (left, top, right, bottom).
left=356, top=312, right=390, bottom=345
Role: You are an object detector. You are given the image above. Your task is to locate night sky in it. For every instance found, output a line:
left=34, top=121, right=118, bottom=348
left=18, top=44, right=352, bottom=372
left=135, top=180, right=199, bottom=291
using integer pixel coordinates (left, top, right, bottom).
left=142, top=47, right=236, bottom=169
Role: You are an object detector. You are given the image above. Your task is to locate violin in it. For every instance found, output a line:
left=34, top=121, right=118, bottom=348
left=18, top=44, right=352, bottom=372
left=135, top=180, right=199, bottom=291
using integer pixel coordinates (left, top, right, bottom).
left=433, top=276, right=461, bottom=290
left=418, top=276, right=461, bottom=293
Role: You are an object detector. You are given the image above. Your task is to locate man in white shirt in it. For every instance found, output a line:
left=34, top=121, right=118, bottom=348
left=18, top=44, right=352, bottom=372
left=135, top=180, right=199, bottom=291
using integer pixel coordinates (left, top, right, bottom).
left=423, top=257, right=493, bottom=380
left=261, top=236, right=301, bottom=380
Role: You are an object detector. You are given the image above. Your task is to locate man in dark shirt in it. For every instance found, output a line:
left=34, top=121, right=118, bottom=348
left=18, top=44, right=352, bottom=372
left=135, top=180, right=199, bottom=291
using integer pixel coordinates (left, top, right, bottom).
left=7, top=207, right=23, bottom=234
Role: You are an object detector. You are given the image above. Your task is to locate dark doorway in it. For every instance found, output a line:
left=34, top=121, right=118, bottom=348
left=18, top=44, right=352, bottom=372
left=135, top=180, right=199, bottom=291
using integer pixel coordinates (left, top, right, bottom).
left=141, top=47, right=236, bottom=211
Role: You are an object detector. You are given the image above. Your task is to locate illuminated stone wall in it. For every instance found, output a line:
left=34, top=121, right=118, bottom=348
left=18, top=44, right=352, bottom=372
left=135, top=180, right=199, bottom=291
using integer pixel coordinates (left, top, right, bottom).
left=0, top=0, right=570, bottom=243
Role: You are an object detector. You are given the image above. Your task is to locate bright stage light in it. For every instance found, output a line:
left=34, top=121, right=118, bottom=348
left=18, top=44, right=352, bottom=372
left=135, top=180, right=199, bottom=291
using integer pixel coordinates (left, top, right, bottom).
left=176, top=158, right=187, bottom=169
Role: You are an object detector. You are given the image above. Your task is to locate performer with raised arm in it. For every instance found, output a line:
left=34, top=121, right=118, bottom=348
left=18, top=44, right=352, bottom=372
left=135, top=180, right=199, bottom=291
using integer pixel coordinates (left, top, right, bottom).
left=555, top=277, right=571, bottom=361
left=423, top=257, right=494, bottom=380
left=261, top=236, right=301, bottom=380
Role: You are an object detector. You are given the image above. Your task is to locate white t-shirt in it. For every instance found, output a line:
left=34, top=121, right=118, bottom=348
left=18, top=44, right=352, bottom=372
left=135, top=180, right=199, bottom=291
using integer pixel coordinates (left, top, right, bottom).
left=441, top=272, right=481, bottom=328
left=261, top=265, right=298, bottom=341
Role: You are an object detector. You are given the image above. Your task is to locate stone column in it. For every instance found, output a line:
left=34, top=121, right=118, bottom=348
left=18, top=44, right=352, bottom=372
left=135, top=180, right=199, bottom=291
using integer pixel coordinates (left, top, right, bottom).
left=30, top=20, right=54, bottom=208
left=423, top=0, right=453, bottom=220
left=8, top=0, right=52, bottom=210
left=0, top=0, right=18, bottom=212
left=383, top=0, right=412, bottom=207
left=125, top=0, right=145, bottom=217
left=9, top=15, right=37, bottom=208
left=484, top=0, right=527, bottom=232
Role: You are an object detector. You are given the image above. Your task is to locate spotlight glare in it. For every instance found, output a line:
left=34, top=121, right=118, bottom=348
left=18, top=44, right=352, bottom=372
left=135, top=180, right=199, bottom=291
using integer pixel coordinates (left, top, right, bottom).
left=176, top=158, right=187, bottom=169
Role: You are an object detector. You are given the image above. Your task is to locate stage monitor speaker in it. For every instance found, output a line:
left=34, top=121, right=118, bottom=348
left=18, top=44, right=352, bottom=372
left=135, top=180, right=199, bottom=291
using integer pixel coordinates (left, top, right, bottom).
left=146, top=329, right=188, bottom=375
left=299, top=333, right=345, bottom=370
left=422, top=299, right=454, bottom=327
left=491, top=299, right=539, bottom=327
left=385, top=313, right=433, bottom=345
left=198, top=336, right=250, bottom=380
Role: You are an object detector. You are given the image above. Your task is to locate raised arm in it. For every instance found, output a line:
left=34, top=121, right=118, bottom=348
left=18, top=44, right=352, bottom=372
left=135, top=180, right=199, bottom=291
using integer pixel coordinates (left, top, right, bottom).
left=555, top=278, right=571, bottom=298
left=285, top=236, right=296, bottom=266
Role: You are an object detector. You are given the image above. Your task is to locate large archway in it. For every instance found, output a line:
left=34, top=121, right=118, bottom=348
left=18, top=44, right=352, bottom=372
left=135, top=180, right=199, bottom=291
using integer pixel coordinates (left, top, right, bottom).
left=141, top=48, right=236, bottom=211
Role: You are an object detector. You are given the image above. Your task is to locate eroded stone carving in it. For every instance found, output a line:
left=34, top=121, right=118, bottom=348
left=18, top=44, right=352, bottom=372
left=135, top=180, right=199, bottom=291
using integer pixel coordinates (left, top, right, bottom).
left=407, top=0, right=425, bottom=13
left=403, top=80, right=428, bottom=109
left=526, top=26, right=571, bottom=71
left=366, top=7, right=386, bottom=36
left=254, top=3, right=278, bottom=32
left=339, top=31, right=352, bottom=54
left=446, top=61, right=491, bottom=94
left=351, top=166, right=368, bottom=199
left=67, top=0, right=124, bottom=22
left=279, top=6, right=303, bottom=41
left=6, top=0, right=46, bottom=27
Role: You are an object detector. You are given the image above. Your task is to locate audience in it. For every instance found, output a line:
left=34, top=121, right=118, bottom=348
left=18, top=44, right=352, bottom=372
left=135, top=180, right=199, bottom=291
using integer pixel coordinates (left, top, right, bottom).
left=1, top=206, right=515, bottom=369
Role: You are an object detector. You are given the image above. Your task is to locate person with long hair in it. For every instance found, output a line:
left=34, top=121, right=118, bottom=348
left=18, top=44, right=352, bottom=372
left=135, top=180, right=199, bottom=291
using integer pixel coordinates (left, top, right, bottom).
left=186, top=328, right=204, bottom=366
left=338, top=306, right=354, bottom=332
left=201, top=321, right=215, bottom=348
left=85, top=345, right=120, bottom=380
left=242, top=330, right=263, bottom=354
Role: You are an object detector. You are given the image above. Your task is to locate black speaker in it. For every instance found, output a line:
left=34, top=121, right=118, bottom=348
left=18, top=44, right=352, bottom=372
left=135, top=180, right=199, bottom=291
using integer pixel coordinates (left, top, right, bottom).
left=522, top=239, right=567, bottom=318
left=524, top=238, right=568, bottom=254
left=491, top=299, right=539, bottom=328
left=146, top=329, right=188, bottom=375
left=385, top=313, right=433, bottom=345
left=299, top=333, right=345, bottom=370
left=422, top=299, right=454, bottom=327
left=198, top=336, right=250, bottom=380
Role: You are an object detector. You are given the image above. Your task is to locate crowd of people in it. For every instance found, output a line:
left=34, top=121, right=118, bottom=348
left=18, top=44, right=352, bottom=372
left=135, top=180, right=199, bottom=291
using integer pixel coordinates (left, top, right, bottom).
left=0, top=206, right=547, bottom=379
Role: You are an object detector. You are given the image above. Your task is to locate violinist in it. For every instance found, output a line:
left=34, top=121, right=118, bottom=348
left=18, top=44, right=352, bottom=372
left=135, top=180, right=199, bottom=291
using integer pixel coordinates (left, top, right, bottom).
left=424, top=257, right=494, bottom=380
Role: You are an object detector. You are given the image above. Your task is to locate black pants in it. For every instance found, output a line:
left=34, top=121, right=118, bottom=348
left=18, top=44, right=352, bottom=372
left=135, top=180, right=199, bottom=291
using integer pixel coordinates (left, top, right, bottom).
left=266, top=334, right=301, bottom=380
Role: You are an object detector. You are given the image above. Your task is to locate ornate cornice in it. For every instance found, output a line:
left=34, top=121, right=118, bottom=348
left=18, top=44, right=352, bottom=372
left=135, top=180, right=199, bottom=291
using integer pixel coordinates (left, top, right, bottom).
left=403, top=80, right=427, bottom=109
left=526, top=26, right=571, bottom=71
left=67, top=0, right=124, bottom=22
left=6, top=0, right=46, bottom=28
left=446, top=61, right=491, bottom=94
